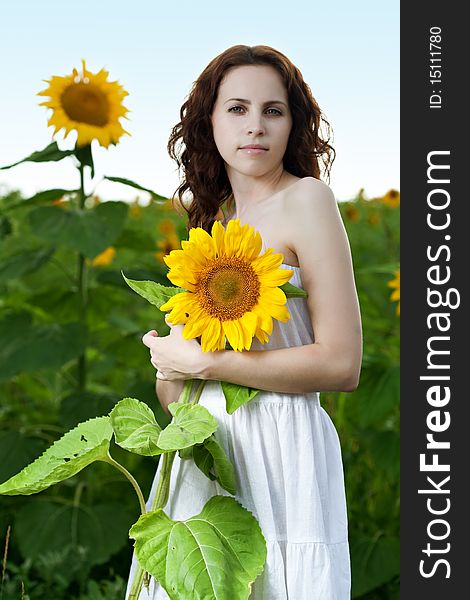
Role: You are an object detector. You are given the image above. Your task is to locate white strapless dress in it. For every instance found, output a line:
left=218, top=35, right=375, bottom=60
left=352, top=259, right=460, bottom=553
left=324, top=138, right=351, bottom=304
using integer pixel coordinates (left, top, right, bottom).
left=126, top=263, right=350, bottom=600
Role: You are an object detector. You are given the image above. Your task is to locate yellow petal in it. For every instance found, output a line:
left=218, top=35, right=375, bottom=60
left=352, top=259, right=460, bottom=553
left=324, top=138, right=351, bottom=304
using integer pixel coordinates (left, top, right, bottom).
left=211, top=220, right=226, bottom=257
left=200, top=318, right=224, bottom=352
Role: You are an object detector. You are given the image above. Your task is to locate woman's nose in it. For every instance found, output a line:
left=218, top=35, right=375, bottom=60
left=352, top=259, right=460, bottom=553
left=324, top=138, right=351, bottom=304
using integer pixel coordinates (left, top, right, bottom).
left=246, top=115, right=265, bottom=136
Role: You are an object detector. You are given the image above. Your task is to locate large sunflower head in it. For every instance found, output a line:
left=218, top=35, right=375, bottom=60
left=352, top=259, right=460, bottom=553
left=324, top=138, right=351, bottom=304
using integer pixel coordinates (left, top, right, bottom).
left=159, top=219, right=294, bottom=352
left=37, top=59, right=130, bottom=148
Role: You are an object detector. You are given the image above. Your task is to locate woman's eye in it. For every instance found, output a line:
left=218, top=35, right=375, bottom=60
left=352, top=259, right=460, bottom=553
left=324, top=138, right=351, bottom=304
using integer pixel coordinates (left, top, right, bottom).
left=227, top=106, right=282, bottom=115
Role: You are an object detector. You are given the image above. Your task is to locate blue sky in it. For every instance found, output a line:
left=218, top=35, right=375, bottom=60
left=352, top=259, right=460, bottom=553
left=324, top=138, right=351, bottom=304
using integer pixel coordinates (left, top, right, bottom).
left=0, top=0, right=399, bottom=203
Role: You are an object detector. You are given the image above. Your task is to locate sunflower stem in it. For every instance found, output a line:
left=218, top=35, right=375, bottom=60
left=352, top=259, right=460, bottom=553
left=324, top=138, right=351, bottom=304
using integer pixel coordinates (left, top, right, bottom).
left=127, top=379, right=199, bottom=598
left=190, top=379, right=207, bottom=405
left=102, top=452, right=147, bottom=515
left=76, top=160, right=88, bottom=392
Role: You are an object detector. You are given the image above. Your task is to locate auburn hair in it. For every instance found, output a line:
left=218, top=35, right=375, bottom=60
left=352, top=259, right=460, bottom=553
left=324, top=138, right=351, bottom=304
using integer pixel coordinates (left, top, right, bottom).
left=167, top=44, right=335, bottom=232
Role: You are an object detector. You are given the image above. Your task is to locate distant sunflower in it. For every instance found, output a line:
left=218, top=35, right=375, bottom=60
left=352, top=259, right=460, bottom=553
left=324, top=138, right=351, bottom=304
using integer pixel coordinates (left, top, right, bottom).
left=37, top=59, right=130, bottom=148
left=387, top=269, right=400, bottom=315
left=160, top=219, right=293, bottom=352
left=91, top=246, right=116, bottom=267
left=155, top=232, right=181, bottom=263
left=382, top=189, right=400, bottom=208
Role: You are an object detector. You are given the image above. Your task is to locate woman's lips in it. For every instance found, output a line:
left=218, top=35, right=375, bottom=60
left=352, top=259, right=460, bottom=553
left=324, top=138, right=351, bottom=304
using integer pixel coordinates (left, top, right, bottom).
left=239, top=147, right=268, bottom=155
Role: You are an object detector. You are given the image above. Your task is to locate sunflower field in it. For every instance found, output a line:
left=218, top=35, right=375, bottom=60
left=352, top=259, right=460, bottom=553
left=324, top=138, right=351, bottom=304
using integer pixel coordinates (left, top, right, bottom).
left=0, top=61, right=399, bottom=599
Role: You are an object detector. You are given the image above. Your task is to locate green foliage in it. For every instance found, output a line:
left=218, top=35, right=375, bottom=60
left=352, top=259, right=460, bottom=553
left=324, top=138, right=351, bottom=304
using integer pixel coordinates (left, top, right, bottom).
left=221, top=381, right=260, bottom=414
left=158, top=402, right=218, bottom=450
left=192, top=434, right=237, bottom=494
left=29, top=201, right=128, bottom=258
left=0, top=186, right=400, bottom=598
left=0, top=417, right=112, bottom=495
left=0, top=141, right=75, bottom=170
left=122, top=273, right=183, bottom=308
left=110, top=398, right=163, bottom=456
left=130, top=495, right=266, bottom=599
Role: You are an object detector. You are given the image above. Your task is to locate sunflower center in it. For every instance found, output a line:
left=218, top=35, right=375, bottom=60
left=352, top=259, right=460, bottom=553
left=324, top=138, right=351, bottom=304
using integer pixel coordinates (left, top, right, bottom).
left=61, top=82, right=109, bottom=126
left=197, top=257, right=260, bottom=321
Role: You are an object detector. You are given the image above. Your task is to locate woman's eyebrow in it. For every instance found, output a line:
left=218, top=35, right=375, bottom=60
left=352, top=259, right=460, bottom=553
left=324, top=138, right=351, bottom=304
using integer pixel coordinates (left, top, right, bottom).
left=224, top=98, right=287, bottom=107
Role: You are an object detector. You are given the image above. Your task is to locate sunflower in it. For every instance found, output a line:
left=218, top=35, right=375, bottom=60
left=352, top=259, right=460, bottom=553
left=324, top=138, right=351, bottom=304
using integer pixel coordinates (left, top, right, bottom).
left=381, top=189, right=400, bottom=208
left=155, top=232, right=181, bottom=263
left=387, top=269, right=400, bottom=316
left=37, top=59, right=130, bottom=148
left=90, top=246, right=116, bottom=267
left=159, top=219, right=293, bottom=352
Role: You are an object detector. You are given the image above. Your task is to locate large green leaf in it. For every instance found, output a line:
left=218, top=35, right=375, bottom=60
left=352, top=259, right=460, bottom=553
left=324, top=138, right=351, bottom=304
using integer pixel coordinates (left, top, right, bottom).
left=0, top=247, right=54, bottom=282
left=157, top=403, right=218, bottom=451
left=221, top=381, right=260, bottom=414
left=0, top=417, right=113, bottom=495
left=351, top=534, right=400, bottom=597
left=193, top=434, right=236, bottom=495
left=28, top=201, right=128, bottom=258
left=0, top=316, right=86, bottom=379
left=15, top=500, right=133, bottom=566
left=110, top=398, right=164, bottom=456
left=0, top=142, right=74, bottom=170
left=122, top=273, right=183, bottom=308
left=130, top=495, right=267, bottom=599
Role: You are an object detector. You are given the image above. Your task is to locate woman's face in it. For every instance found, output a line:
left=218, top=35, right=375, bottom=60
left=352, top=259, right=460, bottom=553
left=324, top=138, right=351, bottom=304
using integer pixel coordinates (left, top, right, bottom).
left=210, top=65, right=293, bottom=178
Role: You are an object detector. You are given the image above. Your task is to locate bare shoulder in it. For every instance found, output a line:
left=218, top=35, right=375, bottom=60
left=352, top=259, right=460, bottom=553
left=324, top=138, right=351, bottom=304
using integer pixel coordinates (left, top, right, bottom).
left=283, top=176, right=337, bottom=213
left=281, top=177, right=342, bottom=259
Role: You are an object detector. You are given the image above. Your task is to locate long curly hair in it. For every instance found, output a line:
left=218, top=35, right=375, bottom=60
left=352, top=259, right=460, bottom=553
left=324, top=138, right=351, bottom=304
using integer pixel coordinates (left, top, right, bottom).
left=167, top=45, right=335, bottom=232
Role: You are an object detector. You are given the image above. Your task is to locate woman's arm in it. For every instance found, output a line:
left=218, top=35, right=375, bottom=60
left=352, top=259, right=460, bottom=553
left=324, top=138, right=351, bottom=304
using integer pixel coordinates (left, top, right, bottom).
left=156, top=378, right=185, bottom=416
left=204, top=178, right=362, bottom=394
left=204, top=342, right=358, bottom=394
left=146, top=179, right=362, bottom=395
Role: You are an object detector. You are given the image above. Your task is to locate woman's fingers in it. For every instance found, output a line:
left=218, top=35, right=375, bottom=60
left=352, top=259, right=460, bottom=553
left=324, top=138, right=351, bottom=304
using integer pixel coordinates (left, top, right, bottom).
left=142, top=330, right=158, bottom=348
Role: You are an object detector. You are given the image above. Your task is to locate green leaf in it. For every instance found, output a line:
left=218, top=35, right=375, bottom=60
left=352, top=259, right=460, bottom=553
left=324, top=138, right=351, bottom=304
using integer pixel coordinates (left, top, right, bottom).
left=110, top=398, right=164, bottom=456
left=74, top=144, right=95, bottom=178
left=280, top=281, right=308, bottom=298
left=204, top=435, right=236, bottom=494
left=0, top=417, right=113, bottom=495
left=0, top=248, right=55, bottom=282
left=122, top=272, right=183, bottom=308
left=0, top=142, right=75, bottom=170
left=3, top=188, right=76, bottom=211
left=178, top=446, right=194, bottom=460
left=157, top=403, right=218, bottom=451
left=221, top=381, right=260, bottom=414
left=0, top=316, right=86, bottom=379
left=192, top=442, right=216, bottom=481
left=357, top=364, right=400, bottom=427
left=15, top=500, right=133, bottom=566
left=130, top=495, right=267, bottom=599
left=28, top=201, right=128, bottom=258
left=193, top=435, right=236, bottom=494
left=351, top=534, right=400, bottom=597
left=103, top=176, right=168, bottom=201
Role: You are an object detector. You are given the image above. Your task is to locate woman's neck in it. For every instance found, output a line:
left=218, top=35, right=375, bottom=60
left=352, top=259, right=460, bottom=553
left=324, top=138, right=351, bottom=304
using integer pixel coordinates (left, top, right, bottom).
left=224, top=170, right=298, bottom=221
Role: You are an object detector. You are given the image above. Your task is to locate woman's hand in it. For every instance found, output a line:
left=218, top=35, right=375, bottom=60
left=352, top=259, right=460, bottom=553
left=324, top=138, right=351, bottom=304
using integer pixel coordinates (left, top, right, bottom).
left=142, top=316, right=210, bottom=381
